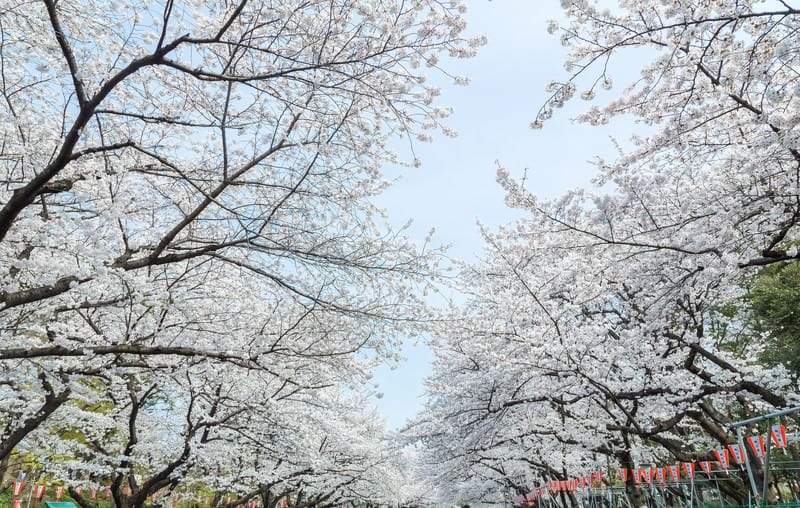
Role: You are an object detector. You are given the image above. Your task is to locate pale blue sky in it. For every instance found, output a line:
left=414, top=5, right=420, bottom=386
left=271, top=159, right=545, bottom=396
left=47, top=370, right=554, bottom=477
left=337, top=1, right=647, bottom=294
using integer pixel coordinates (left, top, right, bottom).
left=371, top=1, right=640, bottom=430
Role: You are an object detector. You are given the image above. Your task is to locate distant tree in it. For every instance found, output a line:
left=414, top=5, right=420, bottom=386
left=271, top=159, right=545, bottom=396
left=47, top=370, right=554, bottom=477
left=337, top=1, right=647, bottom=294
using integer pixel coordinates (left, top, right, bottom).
left=743, top=260, right=800, bottom=377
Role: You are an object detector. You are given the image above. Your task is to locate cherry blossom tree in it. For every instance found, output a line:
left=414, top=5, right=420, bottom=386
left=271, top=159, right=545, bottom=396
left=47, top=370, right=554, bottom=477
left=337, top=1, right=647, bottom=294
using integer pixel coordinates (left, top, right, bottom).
left=0, top=0, right=481, bottom=498
left=415, top=1, right=800, bottom=506
left=26, top=369, right=401, bottom=508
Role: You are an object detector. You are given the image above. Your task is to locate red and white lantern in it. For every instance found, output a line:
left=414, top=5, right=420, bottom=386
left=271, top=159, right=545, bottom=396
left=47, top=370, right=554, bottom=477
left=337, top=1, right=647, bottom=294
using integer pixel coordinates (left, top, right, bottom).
left=668, top=465, right=680, bottom=483
left=771, top=425, right=788, bottom=449
left=747, top=435, right=766, bottom=463
left=34, top=485, right=46, bottom=501
left=681, top=462, right=696, bottom=478
left=713, top=448, right=730, bottom=469
left=728, top=444, right=746, bottom=466
left=55, top=486, right=65, bottom=499
left=12, top=481, right=25, bottom=497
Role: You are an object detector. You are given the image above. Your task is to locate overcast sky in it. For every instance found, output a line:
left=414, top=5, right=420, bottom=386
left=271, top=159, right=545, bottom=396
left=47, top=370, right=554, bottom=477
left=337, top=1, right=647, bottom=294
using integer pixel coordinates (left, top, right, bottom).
left=370, top=0, right=641, bottom=430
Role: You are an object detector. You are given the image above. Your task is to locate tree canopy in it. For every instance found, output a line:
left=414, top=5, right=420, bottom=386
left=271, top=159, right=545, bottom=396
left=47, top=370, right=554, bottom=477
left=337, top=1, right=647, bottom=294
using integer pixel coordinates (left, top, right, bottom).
left=0, top=0, right=478, bottom=506
left=2, top=1, right=800, bottom=508
left=411, top=1, right=800, bottom=505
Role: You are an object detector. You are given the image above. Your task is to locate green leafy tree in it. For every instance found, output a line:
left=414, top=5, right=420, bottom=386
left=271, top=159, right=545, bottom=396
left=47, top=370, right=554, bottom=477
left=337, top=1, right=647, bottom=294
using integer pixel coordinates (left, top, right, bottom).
left=744, top=261, right=800, bottom=378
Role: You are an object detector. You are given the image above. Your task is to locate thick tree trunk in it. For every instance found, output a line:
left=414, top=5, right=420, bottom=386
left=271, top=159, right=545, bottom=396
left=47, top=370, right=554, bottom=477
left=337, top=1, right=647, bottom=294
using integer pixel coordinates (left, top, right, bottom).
left=618, top=447, right=646, bottom=508
left=0, top=454, right=11, bottom=493
left=117, top=496, right=136, bottom=508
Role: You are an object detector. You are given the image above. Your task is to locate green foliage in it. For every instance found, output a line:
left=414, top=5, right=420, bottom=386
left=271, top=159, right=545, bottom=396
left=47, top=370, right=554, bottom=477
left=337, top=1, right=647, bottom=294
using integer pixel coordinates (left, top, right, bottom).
left=710, top=258, right=800, bottom=378
left=743, top=260, right=800, bottom=377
